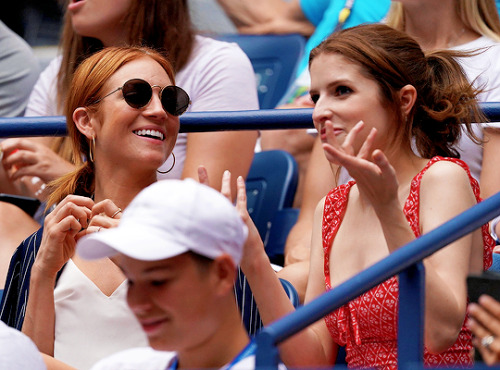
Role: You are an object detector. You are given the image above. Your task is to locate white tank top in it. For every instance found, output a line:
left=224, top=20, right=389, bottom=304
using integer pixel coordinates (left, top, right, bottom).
left=54, top=259, right=148, bottom=369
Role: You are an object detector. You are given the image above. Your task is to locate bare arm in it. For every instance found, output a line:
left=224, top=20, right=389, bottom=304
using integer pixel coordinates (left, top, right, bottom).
left=182, top=130, right=258, bottom=199
left=42, top=354, right=77, bottom=370
left=22, top=196, right=93, bottom=354
left=23, top=265, right=58, bottom=355
left=418, top=161, right=481, bottom=352
left=480, top=127, right=500, bottom=199
left=239, top=177, right=336, bottom=367
left=216, top=0, right=315, bottom=35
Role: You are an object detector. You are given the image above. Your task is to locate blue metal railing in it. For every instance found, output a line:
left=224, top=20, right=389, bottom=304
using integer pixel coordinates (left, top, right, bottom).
left=1, top=101, right=500, bottom=138
left=0, top=109, right=314, bottom=137
left=2, top=103, right=500, bottom=368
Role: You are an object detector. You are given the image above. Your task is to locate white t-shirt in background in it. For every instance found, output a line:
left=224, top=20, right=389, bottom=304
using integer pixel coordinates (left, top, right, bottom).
left=24, top=35, right=259, bottom=180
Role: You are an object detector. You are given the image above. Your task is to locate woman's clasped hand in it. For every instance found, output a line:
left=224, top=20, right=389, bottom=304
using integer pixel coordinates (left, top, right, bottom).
left=37, top=196, right=122, bottom=277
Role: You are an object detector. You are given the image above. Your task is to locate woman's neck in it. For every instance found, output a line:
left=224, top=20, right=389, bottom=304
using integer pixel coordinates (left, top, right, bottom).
left=386, top=149, right=428, bottom=190
left=402, top=1, right=480, bottom=50
left=93, top=167, right=157, bottom=210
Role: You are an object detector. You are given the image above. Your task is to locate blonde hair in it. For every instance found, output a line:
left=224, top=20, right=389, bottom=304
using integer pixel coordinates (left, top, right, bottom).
left=47, top=46, right=176, bottom=208
left=386, top=0, right=500, bottom=42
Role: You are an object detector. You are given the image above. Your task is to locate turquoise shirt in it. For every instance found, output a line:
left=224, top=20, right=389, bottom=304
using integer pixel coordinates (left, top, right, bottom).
left=298, top=0, right=391, bottom=76
left=279, top=0, right=390, bottom=105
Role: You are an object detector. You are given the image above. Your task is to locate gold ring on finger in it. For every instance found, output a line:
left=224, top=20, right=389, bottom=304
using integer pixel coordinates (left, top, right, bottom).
left=111, top=208, right=122, bottom=218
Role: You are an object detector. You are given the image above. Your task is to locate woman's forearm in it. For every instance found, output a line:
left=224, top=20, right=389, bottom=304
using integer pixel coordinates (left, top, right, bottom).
left=22, top=263, right=57, bottom=355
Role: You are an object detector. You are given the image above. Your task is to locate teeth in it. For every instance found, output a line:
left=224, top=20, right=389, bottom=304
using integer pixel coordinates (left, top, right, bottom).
left=133, top=129, right=164, bottom=141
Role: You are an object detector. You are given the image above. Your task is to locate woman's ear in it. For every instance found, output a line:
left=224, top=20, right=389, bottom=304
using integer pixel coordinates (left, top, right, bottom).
left=399, top=84, right=417, bottom=116
left=73, top=107, right=96, bottom=139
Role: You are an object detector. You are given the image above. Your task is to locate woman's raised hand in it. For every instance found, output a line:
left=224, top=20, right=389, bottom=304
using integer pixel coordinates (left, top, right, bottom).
left=0, top=139, right=76, bottom=200
left=321, top=120, right=399, bottom=208
left=1, top=138, right=75, bottom=183
left=198, top=166, right=267, bottom=268
left=35, top=195, right=94, bottom=277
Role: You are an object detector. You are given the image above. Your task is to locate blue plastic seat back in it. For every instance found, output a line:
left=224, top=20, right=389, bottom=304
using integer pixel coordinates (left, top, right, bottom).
left=245, top=150, right=298, bottom=247
left=488, top=252, right=500, bottom=272
left=215, top=34, right=305, bottom=109
left=265, top=208, right=300, bottom=266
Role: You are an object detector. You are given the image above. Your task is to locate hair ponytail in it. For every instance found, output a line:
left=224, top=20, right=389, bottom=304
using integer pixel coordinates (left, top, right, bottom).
left=46, top=161, right=95, bottom=210
left=412, top=49, right=486, bottom=158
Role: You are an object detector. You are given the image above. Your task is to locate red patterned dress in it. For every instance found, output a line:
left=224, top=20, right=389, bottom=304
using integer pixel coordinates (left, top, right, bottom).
left=323, top=157, right=494, bottom=369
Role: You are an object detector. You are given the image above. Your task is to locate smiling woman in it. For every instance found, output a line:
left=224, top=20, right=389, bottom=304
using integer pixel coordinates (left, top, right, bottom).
left=0, top=0, right=258, bottom=290
left=0, top=46, right=189, bottom=369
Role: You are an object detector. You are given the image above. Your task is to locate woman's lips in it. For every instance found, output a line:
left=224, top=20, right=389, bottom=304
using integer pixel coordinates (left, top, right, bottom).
left=68, top=0, right=85, bottom=12
left=320, top=127, right=344, bottom=141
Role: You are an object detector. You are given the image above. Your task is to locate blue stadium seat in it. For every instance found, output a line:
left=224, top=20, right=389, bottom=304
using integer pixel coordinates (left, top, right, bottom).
left=265, top=208, right=300, bottom=266
left=215, top=34, right=305, bottom=109
left=245, top=150, right=299, bottom=264
left=488, top=252, right=500, bottom=272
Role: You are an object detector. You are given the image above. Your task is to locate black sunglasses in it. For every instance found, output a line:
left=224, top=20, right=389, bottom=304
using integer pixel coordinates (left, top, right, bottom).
left=93, top=78, right=190, bottom=116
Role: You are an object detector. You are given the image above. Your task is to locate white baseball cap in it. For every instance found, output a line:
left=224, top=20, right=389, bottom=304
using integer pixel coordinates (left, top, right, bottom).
left=77, top=179, right=248, bottom=264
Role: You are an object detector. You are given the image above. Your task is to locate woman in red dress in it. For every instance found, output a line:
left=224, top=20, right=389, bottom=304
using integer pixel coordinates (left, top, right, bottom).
left=237, top=23, right=494, bottom=369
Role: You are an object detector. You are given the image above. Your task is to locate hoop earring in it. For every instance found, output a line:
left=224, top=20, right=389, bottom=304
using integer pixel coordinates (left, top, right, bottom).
left=89, top=136, right=96, bottom=163
left=157, top=153, right=176, bottom=174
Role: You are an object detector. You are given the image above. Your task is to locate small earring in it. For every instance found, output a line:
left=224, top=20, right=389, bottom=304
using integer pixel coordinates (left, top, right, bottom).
left=89, top=135, right=95, bottom=163
left=157, top=153, right=176, bottom=174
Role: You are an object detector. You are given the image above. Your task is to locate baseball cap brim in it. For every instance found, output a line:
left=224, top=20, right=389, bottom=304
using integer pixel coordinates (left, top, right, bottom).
left=77, top=225, right=190, bottom=261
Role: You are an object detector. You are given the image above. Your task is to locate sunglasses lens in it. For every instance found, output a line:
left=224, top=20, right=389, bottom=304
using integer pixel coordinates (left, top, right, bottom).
left=161, top=86, right=190, bottom=116
left=122, top=79, right=152, bottom=109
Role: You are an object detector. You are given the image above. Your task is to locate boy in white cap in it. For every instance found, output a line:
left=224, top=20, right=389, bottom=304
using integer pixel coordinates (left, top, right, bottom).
left=77, top=178, right=253, bottom=369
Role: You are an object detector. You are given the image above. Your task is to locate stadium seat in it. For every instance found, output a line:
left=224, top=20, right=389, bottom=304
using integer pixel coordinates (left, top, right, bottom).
left=488, top=252, right=500, bottom=272
left=215, top=34, right=305, bottom=109
left=245, top=150, right=299, bottom=264
left=265, top=208, right=300, bottom=266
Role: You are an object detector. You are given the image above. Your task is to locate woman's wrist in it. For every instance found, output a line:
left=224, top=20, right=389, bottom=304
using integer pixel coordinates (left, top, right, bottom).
left=241, top=244, right=270, bottom=276
left=32, top=254, right=62, bottom=282
left=30, top=267, right=58, bottom=296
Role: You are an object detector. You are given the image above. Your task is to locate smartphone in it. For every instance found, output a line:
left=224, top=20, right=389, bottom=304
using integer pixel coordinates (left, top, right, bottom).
left=0, top=193, right=41, bottom=217
left=467, top=270, right=500, bottom=303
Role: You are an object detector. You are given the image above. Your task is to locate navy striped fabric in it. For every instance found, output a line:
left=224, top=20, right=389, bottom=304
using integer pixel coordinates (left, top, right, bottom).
left=0, top=227, right=44, bottom=329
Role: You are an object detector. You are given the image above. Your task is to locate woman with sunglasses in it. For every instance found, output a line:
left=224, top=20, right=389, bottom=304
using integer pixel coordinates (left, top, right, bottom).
left=0, top=0, right=258, bottom=270
left=1, top=45, right=190, bottom=369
